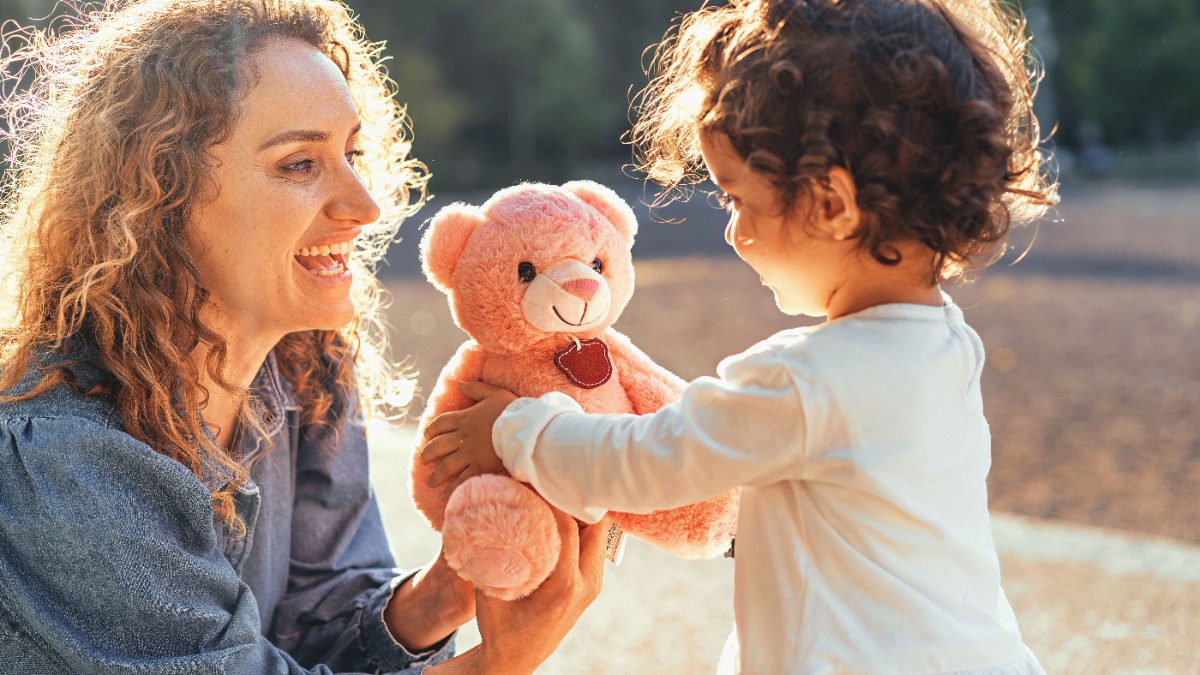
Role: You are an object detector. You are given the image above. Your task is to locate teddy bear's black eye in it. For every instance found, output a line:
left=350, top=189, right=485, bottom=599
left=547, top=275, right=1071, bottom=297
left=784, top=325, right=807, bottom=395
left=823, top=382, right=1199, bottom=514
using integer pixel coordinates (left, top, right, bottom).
left=591, top=258, right=603, bottom=274
left=518, top=261, right=536, bottom=283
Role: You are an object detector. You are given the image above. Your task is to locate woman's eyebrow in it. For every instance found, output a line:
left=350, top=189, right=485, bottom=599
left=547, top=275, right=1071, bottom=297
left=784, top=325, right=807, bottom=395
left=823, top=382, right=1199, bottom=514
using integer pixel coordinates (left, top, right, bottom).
left=258, top=121, right=362, bottom=151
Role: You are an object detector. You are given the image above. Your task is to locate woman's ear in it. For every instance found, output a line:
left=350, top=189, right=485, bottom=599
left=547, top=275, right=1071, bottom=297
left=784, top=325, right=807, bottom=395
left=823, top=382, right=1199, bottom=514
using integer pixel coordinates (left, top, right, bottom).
left=819, top=167, right=860, bottom=241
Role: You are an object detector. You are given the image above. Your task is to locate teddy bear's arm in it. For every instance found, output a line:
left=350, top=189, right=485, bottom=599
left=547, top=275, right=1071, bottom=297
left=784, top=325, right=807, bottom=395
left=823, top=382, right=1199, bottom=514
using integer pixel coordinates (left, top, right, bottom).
left=416, top=340, right=491, bottom=436
left=411, top=340, right=491, bottom=531
left=604, top=328, right=686, bottom=415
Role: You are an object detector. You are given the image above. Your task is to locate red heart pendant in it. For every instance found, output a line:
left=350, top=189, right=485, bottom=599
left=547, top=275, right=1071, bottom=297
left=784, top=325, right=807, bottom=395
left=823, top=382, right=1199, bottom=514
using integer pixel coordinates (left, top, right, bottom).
left=554, top=338, right=612, bottom=389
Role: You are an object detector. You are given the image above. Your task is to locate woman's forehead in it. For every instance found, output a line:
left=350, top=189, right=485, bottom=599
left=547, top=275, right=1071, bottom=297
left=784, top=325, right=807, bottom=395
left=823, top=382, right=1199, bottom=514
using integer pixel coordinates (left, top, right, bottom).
left=235, top=38, right=358, bottom=143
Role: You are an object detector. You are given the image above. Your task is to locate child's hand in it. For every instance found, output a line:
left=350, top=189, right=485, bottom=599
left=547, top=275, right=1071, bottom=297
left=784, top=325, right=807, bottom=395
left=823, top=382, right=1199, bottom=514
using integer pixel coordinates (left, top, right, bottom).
left=421, top=381, right=519, bottom=491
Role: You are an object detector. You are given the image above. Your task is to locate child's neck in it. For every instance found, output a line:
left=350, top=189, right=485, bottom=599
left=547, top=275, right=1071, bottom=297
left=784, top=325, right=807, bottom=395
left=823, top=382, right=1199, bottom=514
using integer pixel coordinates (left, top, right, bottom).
left=825, top=244, right=943, bottom=321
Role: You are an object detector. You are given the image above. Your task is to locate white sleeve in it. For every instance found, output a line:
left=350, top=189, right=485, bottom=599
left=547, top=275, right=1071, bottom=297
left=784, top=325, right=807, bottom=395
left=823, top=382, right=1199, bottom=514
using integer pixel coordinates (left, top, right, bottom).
left=492, top=347, right=806, bottom=523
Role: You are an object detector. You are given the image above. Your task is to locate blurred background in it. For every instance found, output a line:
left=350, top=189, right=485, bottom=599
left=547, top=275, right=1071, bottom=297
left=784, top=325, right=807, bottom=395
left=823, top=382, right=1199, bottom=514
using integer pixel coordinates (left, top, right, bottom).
left=3, top=0, right=1199, bottom=671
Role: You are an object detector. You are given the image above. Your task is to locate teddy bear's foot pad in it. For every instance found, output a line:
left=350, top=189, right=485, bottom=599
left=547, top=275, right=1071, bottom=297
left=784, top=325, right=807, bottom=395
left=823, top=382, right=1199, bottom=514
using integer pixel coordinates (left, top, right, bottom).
left=459, top=545, right=533, bottom=589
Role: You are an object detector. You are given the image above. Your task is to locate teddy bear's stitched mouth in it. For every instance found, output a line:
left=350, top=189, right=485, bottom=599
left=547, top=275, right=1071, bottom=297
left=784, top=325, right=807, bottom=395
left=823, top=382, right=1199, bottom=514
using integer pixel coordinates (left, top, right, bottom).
left=552, top=302, right=607, bottom=327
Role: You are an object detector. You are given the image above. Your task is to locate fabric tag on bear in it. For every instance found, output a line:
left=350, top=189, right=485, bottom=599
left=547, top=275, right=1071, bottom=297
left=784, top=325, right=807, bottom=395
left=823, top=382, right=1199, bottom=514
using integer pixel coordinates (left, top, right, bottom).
left=605, top=522, right=627, bottom=565
left=554, top=338, right=612, bottom=389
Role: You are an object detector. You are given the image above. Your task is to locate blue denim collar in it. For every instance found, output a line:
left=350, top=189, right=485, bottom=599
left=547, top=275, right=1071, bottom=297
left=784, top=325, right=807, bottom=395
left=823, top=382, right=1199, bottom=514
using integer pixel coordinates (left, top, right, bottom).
left=239, top=350, right=302, bottom=466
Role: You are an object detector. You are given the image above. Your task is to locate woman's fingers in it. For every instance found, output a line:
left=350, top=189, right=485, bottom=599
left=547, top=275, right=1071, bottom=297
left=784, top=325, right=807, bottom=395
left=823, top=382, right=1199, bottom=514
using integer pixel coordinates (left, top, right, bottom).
left=575, top=519, right=606, bottom=600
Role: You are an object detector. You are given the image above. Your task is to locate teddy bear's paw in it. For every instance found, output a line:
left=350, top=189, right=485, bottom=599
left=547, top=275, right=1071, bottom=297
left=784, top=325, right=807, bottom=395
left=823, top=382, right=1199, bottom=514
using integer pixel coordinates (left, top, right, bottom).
left=442, top=474, right=563, bottom=600
left=457, top=545, right=533, bottom=590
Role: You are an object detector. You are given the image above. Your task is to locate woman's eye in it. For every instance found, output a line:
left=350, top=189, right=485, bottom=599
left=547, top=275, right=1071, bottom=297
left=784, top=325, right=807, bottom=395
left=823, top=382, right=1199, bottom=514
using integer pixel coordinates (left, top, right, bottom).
left=284, top=159, right=315, bottom=174
left=591, top=258, right=604, bottom=274
left=518, top=261, right=536, bottom=283
left=715, top=192, right=737, bottom=212
left=345, top=148, right=364, bottom=166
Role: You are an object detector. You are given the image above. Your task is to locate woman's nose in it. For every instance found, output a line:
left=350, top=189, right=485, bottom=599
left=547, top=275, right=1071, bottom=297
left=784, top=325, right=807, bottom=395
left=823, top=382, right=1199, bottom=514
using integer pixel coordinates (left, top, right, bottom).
left=328, top=169, right=381, bottom=226
left=725, top=220, right=735, bottom=246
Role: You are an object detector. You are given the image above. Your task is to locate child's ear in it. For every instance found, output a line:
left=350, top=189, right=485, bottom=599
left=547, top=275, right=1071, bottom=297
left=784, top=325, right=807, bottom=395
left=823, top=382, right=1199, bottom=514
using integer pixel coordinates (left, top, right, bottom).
left=562, top=180, right=638, bottom=245
left=420, top=204, right=485, bottom=293
left=820, top=167, right=860, bottom=241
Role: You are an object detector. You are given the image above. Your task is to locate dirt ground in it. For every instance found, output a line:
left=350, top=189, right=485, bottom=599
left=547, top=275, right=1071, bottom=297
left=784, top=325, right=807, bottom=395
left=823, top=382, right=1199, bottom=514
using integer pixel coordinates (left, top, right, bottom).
left=381, top=180, right=1200, bottom=546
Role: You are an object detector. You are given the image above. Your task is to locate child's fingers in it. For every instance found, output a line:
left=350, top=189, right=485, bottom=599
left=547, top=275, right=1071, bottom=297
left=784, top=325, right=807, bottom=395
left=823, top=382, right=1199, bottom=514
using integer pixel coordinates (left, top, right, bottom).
left=426, top=453, right=468, bottom=487
left=420, top=434, right=459, bottom=464
left=423, top=410, right=460, bottom=440
left=457, top=380, right=513, bottom=402
left=448, top=467, right=482, bottom=493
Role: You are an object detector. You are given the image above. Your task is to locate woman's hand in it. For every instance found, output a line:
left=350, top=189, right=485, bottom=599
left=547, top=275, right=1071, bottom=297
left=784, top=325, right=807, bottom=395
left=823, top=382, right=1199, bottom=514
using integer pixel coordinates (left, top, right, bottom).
left=421, top=381, right=518, bottom=491
left=383, top=546, right=476, bottom=652
left=428, top=508, right=607, bottom=675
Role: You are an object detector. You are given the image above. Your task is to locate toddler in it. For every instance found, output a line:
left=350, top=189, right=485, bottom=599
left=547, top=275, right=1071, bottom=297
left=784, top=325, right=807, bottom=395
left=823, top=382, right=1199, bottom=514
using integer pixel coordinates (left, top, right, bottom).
left=422, top=0, right=1056, bottom=672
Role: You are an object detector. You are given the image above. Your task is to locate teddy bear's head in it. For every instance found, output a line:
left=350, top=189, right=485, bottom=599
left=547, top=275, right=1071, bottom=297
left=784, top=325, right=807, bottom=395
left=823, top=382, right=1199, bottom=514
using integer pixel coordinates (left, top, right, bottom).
left=420, top=181, right=638, bottom=354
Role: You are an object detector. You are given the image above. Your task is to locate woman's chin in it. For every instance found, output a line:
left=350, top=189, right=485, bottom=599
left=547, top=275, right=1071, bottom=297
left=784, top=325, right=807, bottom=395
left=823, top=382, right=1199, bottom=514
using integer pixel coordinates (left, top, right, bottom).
left=292, top=300, right=356, bottom=334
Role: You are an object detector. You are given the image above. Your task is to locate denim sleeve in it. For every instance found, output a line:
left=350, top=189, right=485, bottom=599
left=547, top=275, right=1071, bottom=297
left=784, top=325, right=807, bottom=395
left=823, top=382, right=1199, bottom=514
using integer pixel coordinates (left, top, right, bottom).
left=0, top=415, right=336, bottom=674
left=267, top=403, right=455, bottom=674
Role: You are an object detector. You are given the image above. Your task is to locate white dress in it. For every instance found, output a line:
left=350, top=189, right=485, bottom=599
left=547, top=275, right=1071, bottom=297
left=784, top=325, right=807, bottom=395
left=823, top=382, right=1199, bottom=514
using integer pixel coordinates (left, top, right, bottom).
left=494, top=297, right=1045, bottom=674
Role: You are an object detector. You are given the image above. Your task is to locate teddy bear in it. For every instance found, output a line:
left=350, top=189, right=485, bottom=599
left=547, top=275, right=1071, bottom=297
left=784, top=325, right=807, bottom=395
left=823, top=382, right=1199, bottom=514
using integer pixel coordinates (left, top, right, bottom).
left=410, top=180, right=739, bottom=600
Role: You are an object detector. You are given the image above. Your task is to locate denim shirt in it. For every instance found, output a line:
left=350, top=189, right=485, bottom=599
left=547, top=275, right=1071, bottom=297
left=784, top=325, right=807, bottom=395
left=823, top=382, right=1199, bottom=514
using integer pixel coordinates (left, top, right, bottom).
left=0, top=350, right=456, bottom=673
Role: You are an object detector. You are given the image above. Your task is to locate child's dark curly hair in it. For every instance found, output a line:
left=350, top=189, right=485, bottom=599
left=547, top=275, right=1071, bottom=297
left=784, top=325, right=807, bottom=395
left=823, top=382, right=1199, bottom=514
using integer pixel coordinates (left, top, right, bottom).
left=632, top=0, right=1058, bottom=282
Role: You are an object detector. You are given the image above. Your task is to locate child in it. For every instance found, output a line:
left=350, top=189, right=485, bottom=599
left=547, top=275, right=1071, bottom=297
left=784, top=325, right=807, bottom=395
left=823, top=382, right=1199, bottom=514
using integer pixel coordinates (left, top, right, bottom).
left=422, top=0, right=1056, bottom=672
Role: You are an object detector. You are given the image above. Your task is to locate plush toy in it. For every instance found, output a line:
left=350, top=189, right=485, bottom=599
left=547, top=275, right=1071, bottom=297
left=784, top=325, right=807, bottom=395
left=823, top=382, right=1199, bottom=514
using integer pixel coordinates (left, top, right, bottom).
left=410, top=181, right=739, bottom=600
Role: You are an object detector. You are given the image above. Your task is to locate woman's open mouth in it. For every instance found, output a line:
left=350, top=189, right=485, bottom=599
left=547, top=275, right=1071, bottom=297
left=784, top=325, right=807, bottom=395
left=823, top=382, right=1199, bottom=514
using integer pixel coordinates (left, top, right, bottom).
left=294, top=241, right=352, bottom=278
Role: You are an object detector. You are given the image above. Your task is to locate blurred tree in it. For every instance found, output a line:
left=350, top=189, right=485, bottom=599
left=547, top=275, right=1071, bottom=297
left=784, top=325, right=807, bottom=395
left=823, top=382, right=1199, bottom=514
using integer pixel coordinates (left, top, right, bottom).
left=1047, top=0, right=1200, bottom=148
left=5, top=0, right=1196, bottom=186
left=351, top=0, right=699, bottom=188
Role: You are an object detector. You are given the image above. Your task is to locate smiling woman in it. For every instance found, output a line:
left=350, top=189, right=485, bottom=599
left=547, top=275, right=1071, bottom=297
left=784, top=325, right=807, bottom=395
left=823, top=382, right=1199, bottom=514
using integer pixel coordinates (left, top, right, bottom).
left=0, top=1, right=603, bottom=673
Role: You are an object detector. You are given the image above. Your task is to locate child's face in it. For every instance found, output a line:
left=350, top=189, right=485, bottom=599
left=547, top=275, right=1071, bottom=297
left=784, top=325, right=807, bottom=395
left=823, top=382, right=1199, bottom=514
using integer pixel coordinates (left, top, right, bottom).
left=699, top=132, right=853, bottom=318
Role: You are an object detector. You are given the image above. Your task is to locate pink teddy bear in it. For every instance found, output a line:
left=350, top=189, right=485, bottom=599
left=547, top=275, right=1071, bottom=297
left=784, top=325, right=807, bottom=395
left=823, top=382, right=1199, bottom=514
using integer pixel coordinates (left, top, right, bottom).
left=411, top=181, right=738, bottom=600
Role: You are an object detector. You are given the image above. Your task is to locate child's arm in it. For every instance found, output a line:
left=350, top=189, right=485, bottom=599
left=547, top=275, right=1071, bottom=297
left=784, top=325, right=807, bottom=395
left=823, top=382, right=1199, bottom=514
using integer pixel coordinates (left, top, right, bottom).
left=423, top=345, right=808, bottom=523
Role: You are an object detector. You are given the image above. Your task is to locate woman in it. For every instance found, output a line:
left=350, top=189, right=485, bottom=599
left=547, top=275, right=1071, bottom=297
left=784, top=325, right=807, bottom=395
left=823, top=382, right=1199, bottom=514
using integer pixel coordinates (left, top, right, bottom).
left=0, top=1, right=603, bottom=673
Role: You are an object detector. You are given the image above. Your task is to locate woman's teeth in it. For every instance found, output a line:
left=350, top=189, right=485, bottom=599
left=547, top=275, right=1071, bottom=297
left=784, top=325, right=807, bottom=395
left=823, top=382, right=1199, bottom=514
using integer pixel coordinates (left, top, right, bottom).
left=296, top=241, right=352, bottom=257
left=295, top=241, right=353, bottom=277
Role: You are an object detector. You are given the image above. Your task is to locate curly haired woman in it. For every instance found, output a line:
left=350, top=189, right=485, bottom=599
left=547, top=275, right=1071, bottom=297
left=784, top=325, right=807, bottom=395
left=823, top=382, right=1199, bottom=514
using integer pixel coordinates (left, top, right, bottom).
left=0, top=1, right=603, bottom=673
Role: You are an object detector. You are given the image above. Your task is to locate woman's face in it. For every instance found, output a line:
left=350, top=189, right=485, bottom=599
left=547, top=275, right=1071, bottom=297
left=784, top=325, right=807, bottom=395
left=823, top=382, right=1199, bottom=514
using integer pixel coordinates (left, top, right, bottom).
left=187, top=37, right=379, bottom=346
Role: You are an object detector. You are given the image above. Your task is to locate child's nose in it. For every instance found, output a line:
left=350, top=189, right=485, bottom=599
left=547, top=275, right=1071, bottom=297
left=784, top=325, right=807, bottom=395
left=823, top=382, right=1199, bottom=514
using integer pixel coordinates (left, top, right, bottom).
left=561, top=278, right=599, bottom=301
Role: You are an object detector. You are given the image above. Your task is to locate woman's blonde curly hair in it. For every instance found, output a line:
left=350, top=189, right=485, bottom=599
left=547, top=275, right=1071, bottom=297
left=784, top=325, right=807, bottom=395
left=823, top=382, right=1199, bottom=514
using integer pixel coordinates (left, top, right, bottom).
left=0, top=0, right=426, bottom=531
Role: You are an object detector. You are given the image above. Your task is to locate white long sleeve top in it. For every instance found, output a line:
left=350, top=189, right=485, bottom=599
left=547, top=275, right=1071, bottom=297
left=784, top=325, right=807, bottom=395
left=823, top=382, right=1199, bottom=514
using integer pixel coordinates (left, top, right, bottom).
left=494, top=298, right=1045, bottom=674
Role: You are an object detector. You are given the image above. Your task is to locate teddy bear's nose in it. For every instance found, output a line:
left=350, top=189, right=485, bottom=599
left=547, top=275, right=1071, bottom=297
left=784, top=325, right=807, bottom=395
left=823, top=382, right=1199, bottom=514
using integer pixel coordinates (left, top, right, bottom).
left=561, top=278, right=600, bottom=301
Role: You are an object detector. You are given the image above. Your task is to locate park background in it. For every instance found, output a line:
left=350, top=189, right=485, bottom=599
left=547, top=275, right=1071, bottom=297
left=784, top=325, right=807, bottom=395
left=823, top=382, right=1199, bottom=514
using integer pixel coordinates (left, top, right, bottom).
left=3, top=0, right=1199, bottom=672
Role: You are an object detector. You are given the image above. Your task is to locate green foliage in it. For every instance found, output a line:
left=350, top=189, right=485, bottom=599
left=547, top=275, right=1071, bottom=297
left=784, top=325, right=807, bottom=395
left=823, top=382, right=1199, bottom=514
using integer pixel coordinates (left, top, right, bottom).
left=3, top=0, right=1195, bottom=185
left=1047, top=0, right=1200, bottom=146
left=351, top=0, right=698, bottom=187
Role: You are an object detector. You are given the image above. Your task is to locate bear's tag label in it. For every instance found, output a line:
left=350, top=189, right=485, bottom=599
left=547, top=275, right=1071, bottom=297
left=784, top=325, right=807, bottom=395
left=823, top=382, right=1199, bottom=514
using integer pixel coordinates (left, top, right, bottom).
left=554, top=338, right=612, bottom=389
left=605, top=522, right=626, bottom=565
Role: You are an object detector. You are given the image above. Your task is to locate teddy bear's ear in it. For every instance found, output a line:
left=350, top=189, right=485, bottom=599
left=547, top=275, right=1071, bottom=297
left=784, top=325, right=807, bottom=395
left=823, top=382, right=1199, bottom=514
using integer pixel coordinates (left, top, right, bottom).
left=420, top=204, right=485, bottom=293
left=562, top=180, right=638, bottom=246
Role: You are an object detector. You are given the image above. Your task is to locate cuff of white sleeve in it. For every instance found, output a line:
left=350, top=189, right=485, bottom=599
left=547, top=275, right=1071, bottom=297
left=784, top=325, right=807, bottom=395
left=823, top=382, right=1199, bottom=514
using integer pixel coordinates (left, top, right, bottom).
left=493, top=393, right=606, bottom=523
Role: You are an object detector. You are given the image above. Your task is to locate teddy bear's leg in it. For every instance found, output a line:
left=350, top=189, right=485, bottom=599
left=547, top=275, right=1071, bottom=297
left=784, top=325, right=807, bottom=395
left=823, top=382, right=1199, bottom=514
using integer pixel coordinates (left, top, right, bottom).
left=610, top=489, right=740, bottom=560
left=442, top=474, right=561, bottom=601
